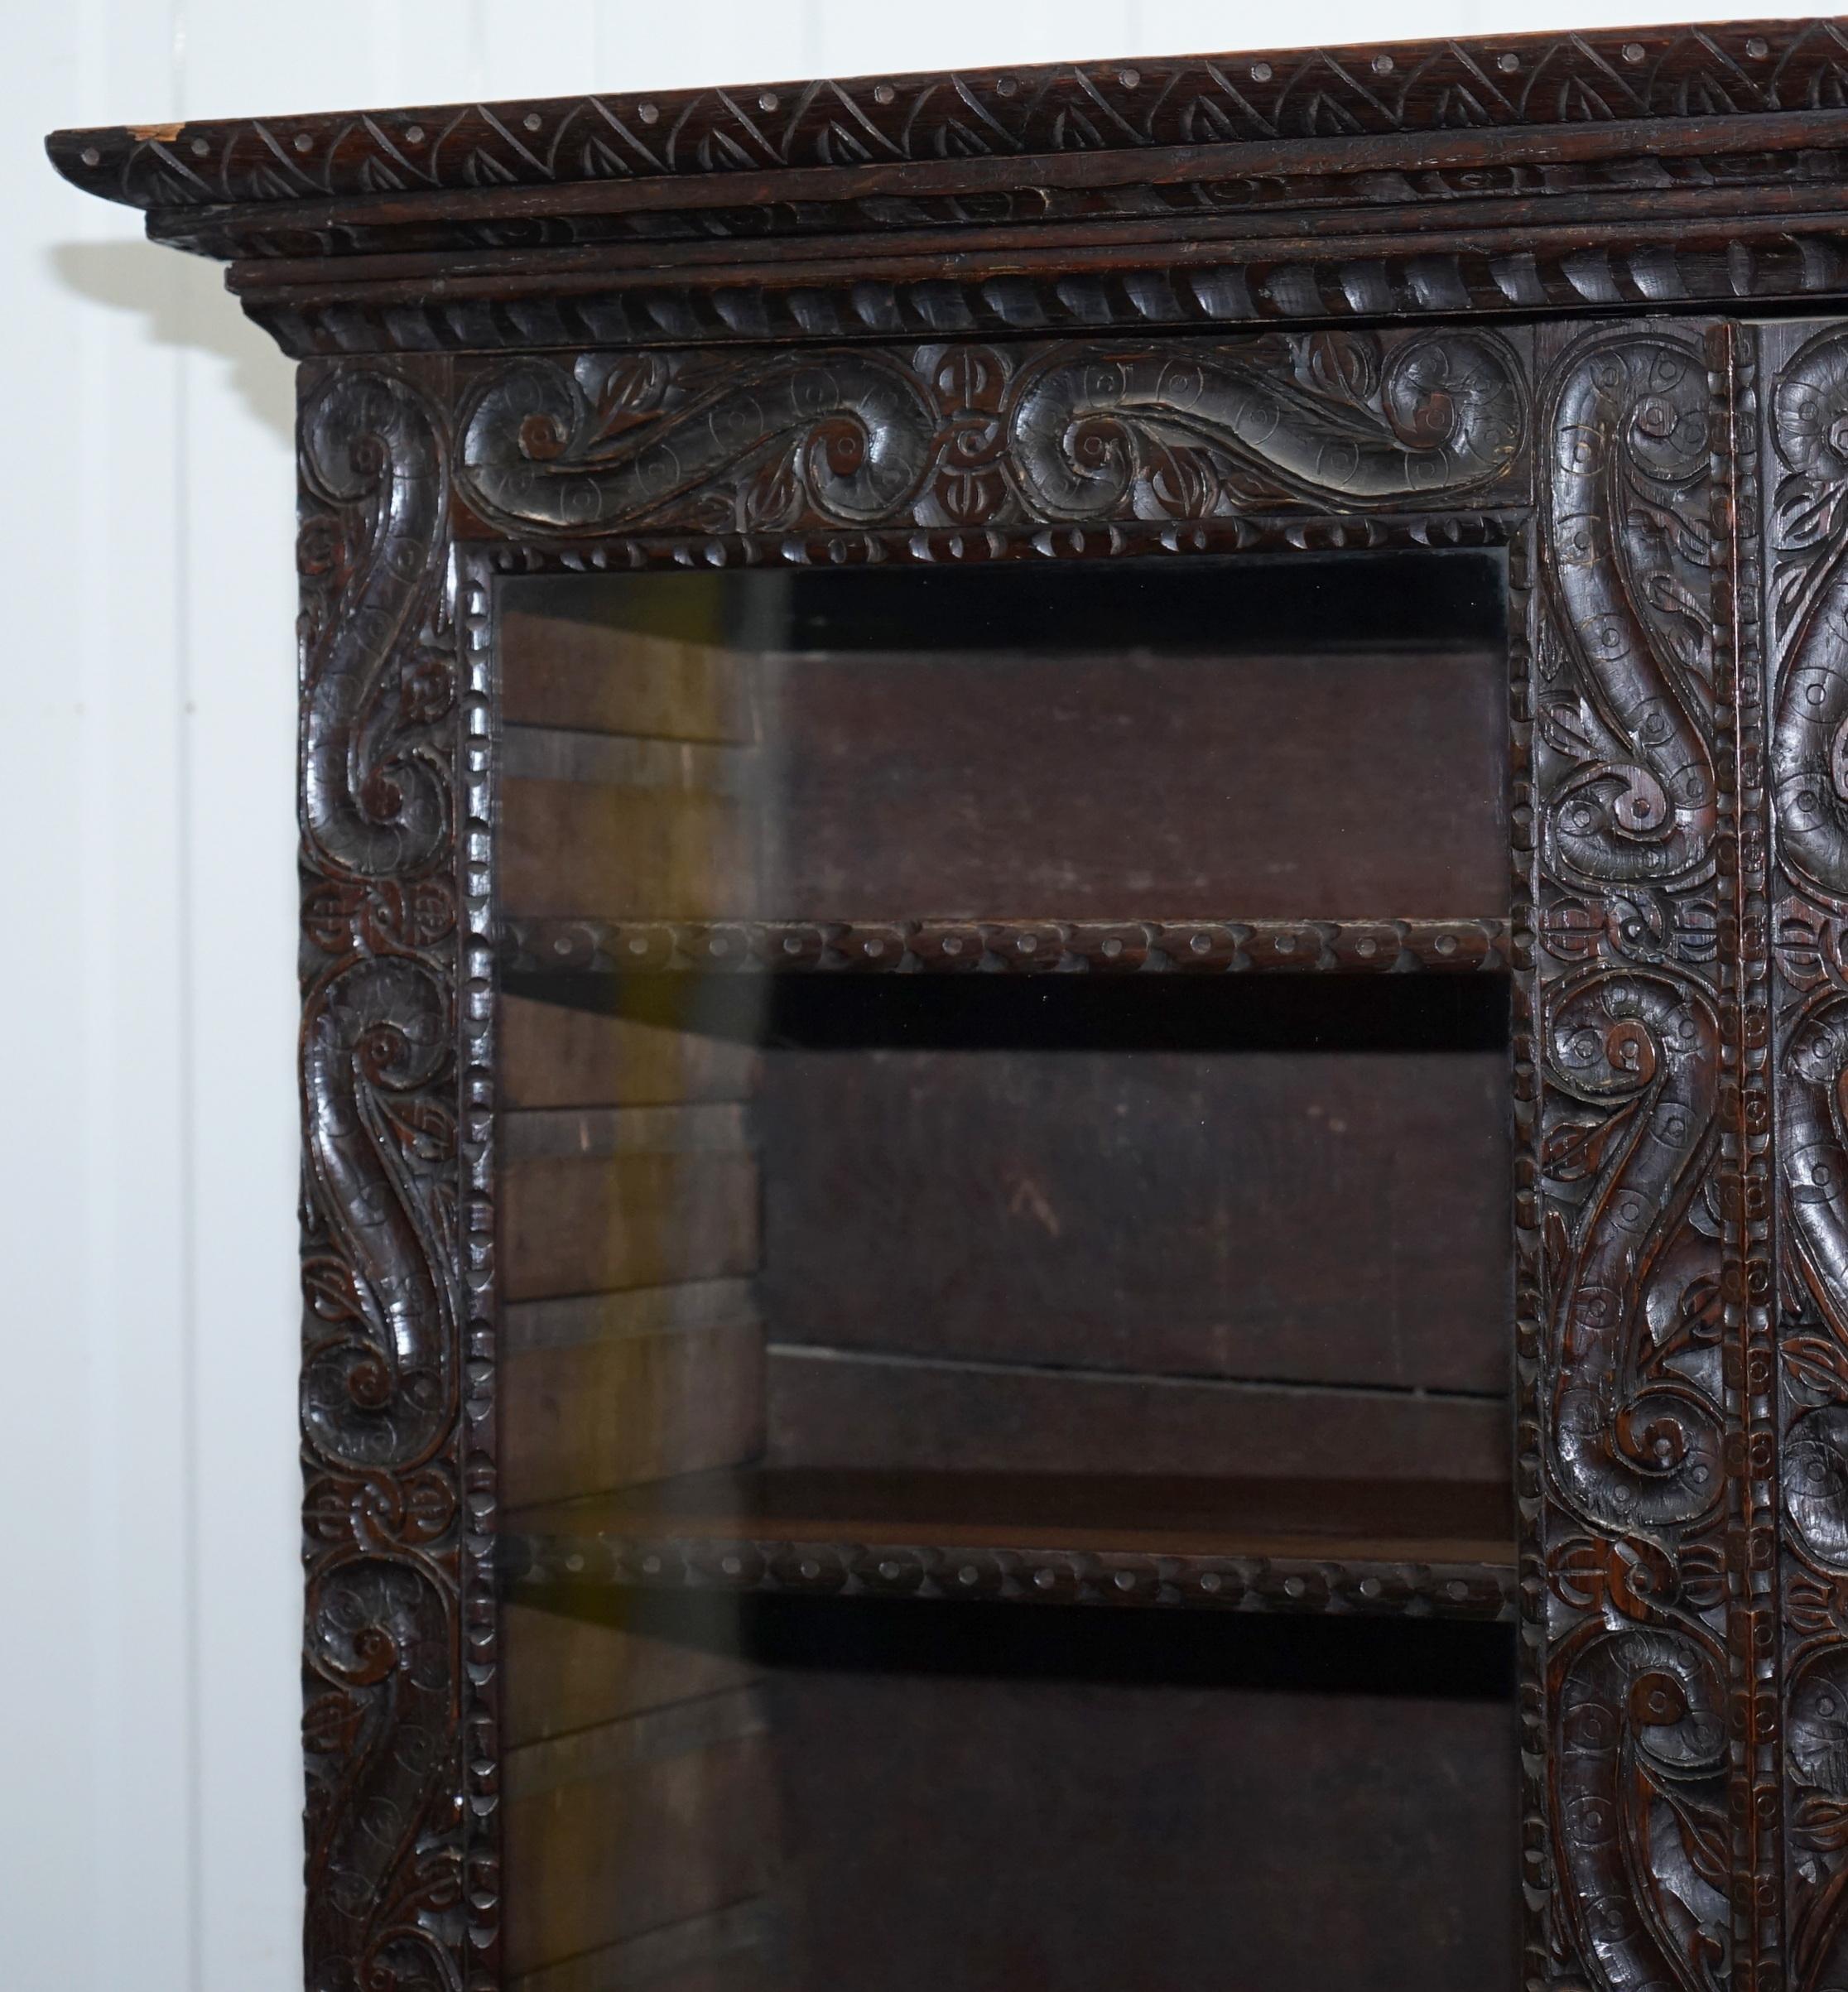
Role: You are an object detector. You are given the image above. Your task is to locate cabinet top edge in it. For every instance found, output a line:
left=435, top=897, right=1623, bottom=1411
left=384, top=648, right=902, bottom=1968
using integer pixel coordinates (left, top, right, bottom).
left=43, top=15, right=1848, bottom=224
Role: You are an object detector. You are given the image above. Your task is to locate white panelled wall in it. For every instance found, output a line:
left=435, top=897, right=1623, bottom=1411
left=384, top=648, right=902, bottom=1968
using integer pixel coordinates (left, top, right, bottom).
left=0, top=0, right=1803, bottom=1985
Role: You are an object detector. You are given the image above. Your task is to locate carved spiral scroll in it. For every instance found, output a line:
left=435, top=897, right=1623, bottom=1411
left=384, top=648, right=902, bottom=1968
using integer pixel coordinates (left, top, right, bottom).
left=301, top=955, right=457, bottom=1474
left=1546, top=971, right=1723, bottom=1532
left=303, top=1557, right=457, bottom=1990
left=1773, top=330, right=1848, bottom=904
left=1554, top=1629, right=1730, bottom=1992
left=458, top=351, right=935, bottom=530
left=1006, top=331, right=1523, bottom=517
left=1542, top=338, right=1716, bottom=892
left=299, top=370, right=450, bottom=881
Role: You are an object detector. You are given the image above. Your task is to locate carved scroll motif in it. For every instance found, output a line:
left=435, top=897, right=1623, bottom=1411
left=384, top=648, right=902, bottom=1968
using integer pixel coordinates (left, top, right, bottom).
left=1553, top=1627, right=1730, bottom=1992
left=452, top=330, right=1526, bottom=535
left=1003, top=332, right=1524, bottom=516
left=1532, top=327, right=1738, bottom=1992
left=1544, top=970, right=1724, bottom=1535
left=1542, top=336, right=1717, bottom=897
left=296, top=362, right=480, bottom=1990
left=1772, top=333, right=1848, bottom=907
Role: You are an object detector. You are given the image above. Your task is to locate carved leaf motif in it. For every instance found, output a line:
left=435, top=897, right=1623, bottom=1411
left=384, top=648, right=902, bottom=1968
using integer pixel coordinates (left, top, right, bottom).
left=1797, top=1795, right=1848, bottom=1853
left=739, top=441, right=808, bottom=532
left=1544, top=1207, right=1573, bottom=1297
left=1140, top=436, right=1220, bottom=520
left=302, top=1689, right=364, bottom=1762
left=1544, top=1105, right=1638, bottom=1183
left=580, top=352, right=671, bottom=443
left=1539, top=699, right=1603, bottom=762
left=1659, top=1785, right=1732, bottom=1894
left=376, top=1093, right=456, bottom=1167
left=1786, top=1334, right=1848, bottom=1404
left=1788, top=1572, right=1846, bottom=1638
left=1656, top=1271, right=1725, bottom=1354
left=1302, top=329, right=1380, bottom=405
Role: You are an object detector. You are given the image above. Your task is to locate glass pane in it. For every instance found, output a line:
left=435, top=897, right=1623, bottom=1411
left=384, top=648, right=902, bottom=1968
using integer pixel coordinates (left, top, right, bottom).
left=494, top=548, right=1515, bottom=1992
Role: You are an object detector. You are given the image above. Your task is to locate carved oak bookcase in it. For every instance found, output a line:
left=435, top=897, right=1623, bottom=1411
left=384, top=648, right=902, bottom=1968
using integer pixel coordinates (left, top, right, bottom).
left=55, top=15, right=1848, bottom=1992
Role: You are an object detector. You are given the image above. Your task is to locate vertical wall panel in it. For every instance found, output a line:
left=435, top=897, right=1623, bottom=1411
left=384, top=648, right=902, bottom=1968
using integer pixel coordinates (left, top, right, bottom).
left=173, top=14, right=368, bottom=1986
left=5, top=5, right=194, bottom=1991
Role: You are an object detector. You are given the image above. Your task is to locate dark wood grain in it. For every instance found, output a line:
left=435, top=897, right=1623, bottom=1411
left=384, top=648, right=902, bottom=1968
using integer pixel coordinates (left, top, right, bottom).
left=502, top=1688, right=778, bottom=1971
left=764, top=1662, right=1516, bottom=1992
left=763, top=1345, right=1509, bottom=1487
left=757, top=1044, right=1510, bottom=1393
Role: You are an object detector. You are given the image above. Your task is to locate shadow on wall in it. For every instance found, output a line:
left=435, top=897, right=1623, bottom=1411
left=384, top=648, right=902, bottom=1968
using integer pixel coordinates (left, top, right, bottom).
left=46, top=236, right=295, bottom=446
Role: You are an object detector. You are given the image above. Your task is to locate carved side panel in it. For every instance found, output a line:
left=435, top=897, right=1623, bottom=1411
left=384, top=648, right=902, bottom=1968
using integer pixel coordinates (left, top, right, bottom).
left=1527, top=324, right=1775, bottom=1992
left=296, top=356, right=499, bottom=1992
left=1762, top=320, right=1848, bottom=1992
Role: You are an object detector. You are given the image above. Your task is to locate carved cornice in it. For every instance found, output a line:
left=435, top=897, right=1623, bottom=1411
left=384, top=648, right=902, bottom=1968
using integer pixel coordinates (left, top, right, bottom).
left=46, top=20, right=1848, bottom=353
left=46, top=21, right=1848, bottom=209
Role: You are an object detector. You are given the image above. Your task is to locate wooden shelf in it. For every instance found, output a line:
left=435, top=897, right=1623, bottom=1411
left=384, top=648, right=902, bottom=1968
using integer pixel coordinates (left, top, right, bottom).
left=500, top=1468, right=1516, bottom=1622
left=500, top=915, right=1512, bottom=978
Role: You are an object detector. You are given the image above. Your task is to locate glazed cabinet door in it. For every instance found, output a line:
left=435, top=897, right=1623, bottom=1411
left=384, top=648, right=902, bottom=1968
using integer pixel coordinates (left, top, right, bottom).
left=293, top=318, right=1775, bottom=1992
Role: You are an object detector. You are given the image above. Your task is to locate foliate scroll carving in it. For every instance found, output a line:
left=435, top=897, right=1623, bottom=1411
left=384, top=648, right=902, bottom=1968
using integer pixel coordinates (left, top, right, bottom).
left=458, top=350, right=936, bottom=533
left=1553, top=1628, right=1731, bottom=1992
left=1003, top=333, right=1523, bottom=517
left=1772, top=333, right=1848, bottom=907
left=297, top=361, right=491, bottom=1991
left=1542, top=337, right=1717, bottom=897
left=299, top=371, right=451, bottom=879
left=1543, top=970, right=1723, bottom=1534
left=453, top=330, right=1524, bottom=536
left=1529, top=325, right=1741, bottom=1992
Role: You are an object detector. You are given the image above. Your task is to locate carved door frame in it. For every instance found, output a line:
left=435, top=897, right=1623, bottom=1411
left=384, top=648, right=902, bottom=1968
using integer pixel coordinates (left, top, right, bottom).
left=294, top=316, right=1785, bottom=1992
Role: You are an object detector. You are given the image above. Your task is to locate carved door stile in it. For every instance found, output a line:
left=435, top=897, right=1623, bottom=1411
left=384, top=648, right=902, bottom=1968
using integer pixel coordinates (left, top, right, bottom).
left=1759, top=315, right=1848, bottom=1992
left=1527, top=318, right=1771, bottom=1992
left=295, top=351, right=504, bottom=1992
